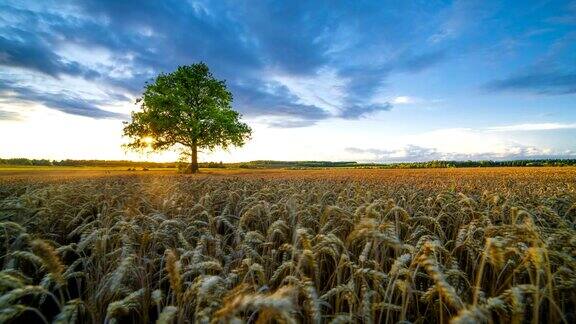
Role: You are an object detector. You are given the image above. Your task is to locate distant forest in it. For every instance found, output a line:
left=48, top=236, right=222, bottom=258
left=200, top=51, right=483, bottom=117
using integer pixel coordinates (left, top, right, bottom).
left=1, top=158, right=576, bottom=169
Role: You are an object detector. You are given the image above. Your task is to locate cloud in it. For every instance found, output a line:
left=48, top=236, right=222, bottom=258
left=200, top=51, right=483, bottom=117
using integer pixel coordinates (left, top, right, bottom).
left=484, top=71, right=576, bottom=95
left=0, top=1, right=454, bottom=126
left=266, top=119, right=319, bottom=128
left=231, top=81, right=330, bottom=125
left=0, top=0, right=264, bottom=119
left=0, top=109, right=21, bottom=121
left=339, top=103, right=392, bottom=119
left=270, top=68, right=346, bottom=114
left=0, top=33, right=100, bottom=80
left=0, top=79, right=126, bottom=119
left=346, top=144, right=575, bottom=163
left=345, top=122, right=576, bottom=162
left=347, top=145, right=442, bottom=162
left=486, top=123, right=576, bottom=132
left=391, top=96, right=418, bottom=104
left=337, top=50, right=446, bottom=110
left=229, top=1, right=332, bottom=75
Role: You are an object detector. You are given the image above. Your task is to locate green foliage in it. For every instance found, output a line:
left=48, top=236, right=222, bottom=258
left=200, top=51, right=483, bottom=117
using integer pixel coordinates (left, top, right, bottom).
left=122, top=63, right=252, bottom=172
left=237, top=160, right=358, bottom=169
left=0, top=158, right=52, bottom=166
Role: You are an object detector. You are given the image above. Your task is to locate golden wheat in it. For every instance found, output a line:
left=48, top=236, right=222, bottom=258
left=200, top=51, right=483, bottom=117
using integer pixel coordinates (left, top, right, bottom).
left=0, top=167, right=574, bottom=323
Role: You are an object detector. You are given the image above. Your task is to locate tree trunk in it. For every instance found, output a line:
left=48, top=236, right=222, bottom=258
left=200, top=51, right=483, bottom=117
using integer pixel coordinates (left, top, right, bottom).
left=190, top=142, right=199, bottom=173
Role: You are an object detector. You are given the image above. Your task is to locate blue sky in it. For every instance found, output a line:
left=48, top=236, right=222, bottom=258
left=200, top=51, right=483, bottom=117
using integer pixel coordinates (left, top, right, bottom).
left=0, top=0, right=575, bottom=162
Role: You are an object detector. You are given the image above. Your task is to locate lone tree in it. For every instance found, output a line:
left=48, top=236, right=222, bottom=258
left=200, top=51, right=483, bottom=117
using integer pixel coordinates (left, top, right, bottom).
left=123, top=63, right=252, bottom=173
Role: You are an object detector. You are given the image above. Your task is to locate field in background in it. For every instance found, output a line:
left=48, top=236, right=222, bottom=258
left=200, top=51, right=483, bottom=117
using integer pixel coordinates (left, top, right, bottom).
left=0, top=168, right=575, bottom=323
left=3, top=157, right=576, bottom=171
left=2, top=165, right=576, bottom=179
left=0, top=165, right=174, bottom=173
left=0, top=166, right=280, bottom=181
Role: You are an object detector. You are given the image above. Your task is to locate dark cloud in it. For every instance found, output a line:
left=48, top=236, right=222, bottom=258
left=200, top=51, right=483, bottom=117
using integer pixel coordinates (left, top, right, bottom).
left=338, top=66, right=391, bottom=102
left=231, top=81, right=330, bottom=126
left=339, top=103, right=392, bottom=119
left=0, top=1, right=453, bottom=125
left=72, top=0, right=263, bottom=78
left=230, top=1, right=335, bottom=75
left=0, top=32, right=100, bottom=79
left=0, top=5, right=102, bottom=79
left=484, top=71, right=576, bottom=95
left=35, top=94, right=127, bottom=119
left=336, top=50, right=446, bottom=114
left=0, top=80, right=126, bottom=119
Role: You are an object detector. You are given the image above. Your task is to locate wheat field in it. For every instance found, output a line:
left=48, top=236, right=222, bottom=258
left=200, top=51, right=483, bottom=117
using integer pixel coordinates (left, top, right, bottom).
left=0, top=168, right=575, bottom=323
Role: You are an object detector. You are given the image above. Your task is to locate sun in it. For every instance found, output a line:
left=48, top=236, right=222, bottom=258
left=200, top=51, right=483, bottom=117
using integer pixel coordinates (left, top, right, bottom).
left=142, top=136, right=154, bottom=145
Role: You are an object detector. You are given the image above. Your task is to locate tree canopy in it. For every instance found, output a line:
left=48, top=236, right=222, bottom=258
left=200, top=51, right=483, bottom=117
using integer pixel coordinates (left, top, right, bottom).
left=123, top=63, right=251, bottom=173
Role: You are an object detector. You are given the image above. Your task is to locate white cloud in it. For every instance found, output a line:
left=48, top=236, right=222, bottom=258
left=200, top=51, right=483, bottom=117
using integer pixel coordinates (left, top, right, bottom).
left=56, top=42, right=135, bottom=79
left=270, top=68, right=345, bottom=115
left=345, top=124, right=576, bottom=162
left=391, top=96, right=418, bottom=104
left=0, top=67, right=133, bottom=117
left=346, top=143, right=573, bottom=163
left=486, top=123, right=576, bottom=132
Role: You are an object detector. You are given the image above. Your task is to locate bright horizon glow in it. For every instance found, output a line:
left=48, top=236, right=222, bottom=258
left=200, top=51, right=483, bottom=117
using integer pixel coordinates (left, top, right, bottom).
left=1, top=1, right=575, bottom=163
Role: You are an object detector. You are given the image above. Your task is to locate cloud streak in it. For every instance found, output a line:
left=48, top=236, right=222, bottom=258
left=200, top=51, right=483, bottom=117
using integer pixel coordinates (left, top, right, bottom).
left=0, top=79, right=126, bottom=119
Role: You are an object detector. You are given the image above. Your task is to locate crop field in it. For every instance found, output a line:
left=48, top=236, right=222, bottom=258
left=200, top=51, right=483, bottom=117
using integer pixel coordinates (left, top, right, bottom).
left=0, top=167, right=575, bottom=323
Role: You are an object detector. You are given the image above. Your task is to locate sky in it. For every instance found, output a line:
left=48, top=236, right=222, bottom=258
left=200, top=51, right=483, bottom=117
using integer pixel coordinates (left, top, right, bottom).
left=0, top=0, right=575, bottom=163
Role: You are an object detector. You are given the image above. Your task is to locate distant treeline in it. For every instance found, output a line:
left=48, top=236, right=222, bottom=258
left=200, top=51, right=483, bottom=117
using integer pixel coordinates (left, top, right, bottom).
left=236, top=159, right=576, bottom=169
left=236, top=160, right=357, bottom=168
left=351, top=159, right=576, bottom=169
left=0, top=158, right=224, bottom=169
left=1, top=158, right=576, bottom=169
